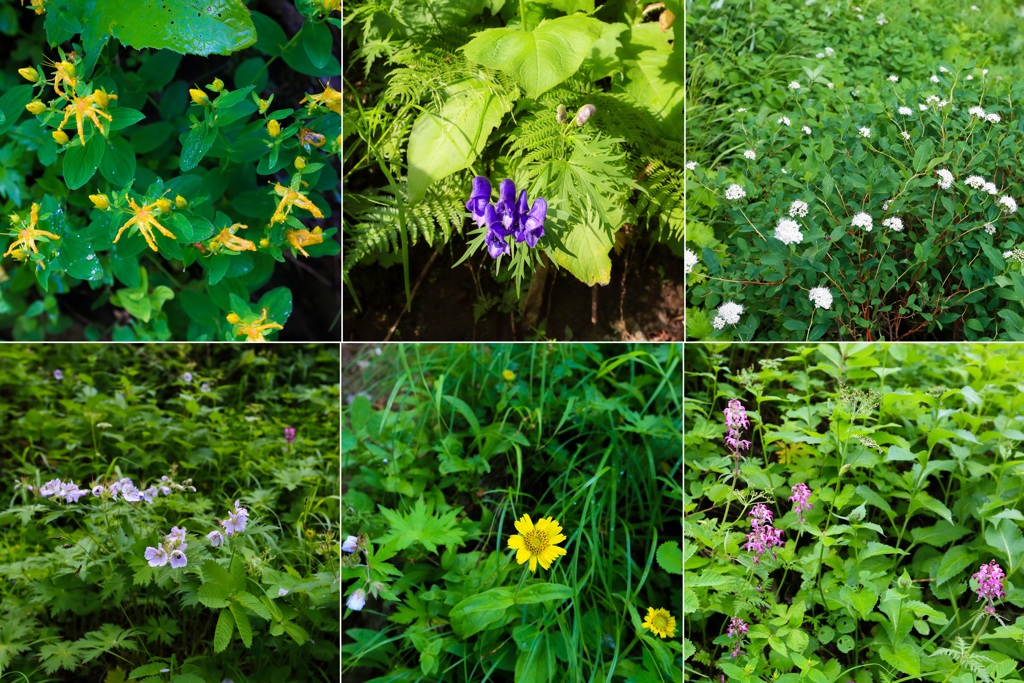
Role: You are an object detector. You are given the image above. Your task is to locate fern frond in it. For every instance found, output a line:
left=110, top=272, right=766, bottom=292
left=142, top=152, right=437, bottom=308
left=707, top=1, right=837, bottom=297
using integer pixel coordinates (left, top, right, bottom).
left=636, top=157, right=684, bottom=238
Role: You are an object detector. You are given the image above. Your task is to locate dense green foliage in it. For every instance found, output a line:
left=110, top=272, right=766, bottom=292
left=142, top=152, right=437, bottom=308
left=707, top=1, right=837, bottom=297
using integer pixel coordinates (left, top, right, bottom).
left=342, top=343, right=682, bottom=681
left=685, top=343, right=1024, bottom=682
left=0, top=344, right=340, bottom=681
left=344, top=0, right=683, bottom=312
left=686, top=1, right=1024, bottom=341
left=0, top=0, right=339, bottom=340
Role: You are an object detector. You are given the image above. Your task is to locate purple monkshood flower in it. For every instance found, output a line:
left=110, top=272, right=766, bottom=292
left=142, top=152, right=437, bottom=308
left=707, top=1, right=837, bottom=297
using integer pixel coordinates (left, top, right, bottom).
left=974, top=560, right=1006, bottom=615
left=790, top=483, right=813, bottom=522
left=485, top=208, right=510, bottom=259
left=515, top=192, right=547, bottom=247
left=284, top=426, right=296, bottom=444
left=495, top=179, right=518, bottom=235
left=465, top=176, right=492, bottom=228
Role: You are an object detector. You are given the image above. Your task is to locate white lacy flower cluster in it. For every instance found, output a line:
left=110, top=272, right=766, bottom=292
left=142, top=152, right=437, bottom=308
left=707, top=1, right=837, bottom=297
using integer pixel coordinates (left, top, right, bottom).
left=965, top=175, right=999, bottom=195
left=808, top=287, right=834, bottom=310
left=774, top=218, right=803, bottom=245
left=725, top=184, right=746, bottom=200
left=685, top=249, right=699, bottom=274
left=851, top=212, right=873, bottom=231
left=968, top=105, right=1001, bottom=124
left=713, top=302, right=744, bottom=330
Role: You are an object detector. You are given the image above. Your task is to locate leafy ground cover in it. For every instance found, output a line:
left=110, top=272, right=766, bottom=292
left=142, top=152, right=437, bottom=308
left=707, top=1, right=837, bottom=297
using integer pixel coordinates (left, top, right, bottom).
left=0, top=343, right=340, bottom=681
left=684, top=342, right=1024, bottom=681
left=0, top=0, right=340, bottom=340
left=343, top=0, right=684, bottom=340
left=341, top=343, right=683, bottom=681
left=686, top=2, right=1024, bottom=340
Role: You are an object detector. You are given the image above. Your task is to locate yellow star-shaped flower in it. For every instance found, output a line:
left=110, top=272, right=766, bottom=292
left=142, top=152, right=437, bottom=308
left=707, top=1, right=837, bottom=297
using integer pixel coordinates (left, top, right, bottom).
left=285, top=227, right=323, bottom=257
left=113, top=196, right=177, bottom=253
left=270, top=181, right=324, bottom=226
left=3, top=203, right=59, bottom=267
left=58, top=89, right=115, bottom=146
left=208, top=223, right=256, bottom=253
left=301, top=83, right=341, bottom=115
left=226, top=308, right=284, bottom=342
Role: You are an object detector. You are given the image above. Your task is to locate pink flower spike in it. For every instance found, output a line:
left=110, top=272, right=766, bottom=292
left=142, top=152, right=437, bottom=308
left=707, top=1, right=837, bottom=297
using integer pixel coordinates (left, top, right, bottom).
left=973, top=560, right=1006, bottom=602
left=789, top=483, right=813, bottom=521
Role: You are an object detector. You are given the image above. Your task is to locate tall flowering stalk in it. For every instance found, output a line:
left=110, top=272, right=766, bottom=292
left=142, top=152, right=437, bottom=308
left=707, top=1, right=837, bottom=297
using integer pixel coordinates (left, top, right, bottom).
left=726, top=617, right=748, bottom=658
left=789, top=483, right=813, bottom=523
left=972, top=560, right=1005, bottom=616
left=724, top=398, right=751, bottom=474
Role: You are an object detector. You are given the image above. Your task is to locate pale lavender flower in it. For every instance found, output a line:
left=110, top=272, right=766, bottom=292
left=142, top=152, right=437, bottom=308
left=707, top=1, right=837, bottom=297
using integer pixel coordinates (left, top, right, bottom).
left=169, top=549, right=187, bottom=569
left=145, top=546, right=169, bottom=567
left=278, top=588, right=289, bottom=597
left=182, top=372, right=193, bottom=383
left=346, top=589, right=367, bottom=611
left=342, top=536, right=359, bottom=553
left=39, top=479, right=61, bottom=498
left=200, top=383, right=211, bottom=393
left=53, top=369, right=63, bottom=381
left=207, top=530, right=225, bottom=547
left=92, top=485, right=104, bottom=497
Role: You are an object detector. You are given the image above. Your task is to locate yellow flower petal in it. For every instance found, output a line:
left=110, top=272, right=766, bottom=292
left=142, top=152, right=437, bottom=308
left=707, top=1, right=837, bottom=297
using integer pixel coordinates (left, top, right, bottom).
left=514, top=514, right=534, bottom=535
left=507, top=535, right=524, bottom=550
left=516, top=547, right=531, bottom=564
left=528, top=555, right=537, bottom=572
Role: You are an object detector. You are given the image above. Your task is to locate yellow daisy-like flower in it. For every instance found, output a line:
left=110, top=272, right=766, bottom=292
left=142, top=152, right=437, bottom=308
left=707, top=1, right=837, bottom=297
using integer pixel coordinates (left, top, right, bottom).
left=113, top=196, right=177, bottom=253
left=3, top=203, right=59, bottom=267
left=226, top=308, right=284, bottom=342
left=58, top=90, right=114, bottom=146
left=507, top=514, right=567, bottom=572
left=641, top=607, right=676, bottom=639
left=503, top=369, right=515, bottom=381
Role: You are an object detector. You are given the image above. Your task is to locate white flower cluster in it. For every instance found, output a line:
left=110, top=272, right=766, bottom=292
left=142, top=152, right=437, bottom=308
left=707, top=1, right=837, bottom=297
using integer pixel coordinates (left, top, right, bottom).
left=887, top=75, right=899, bottom=83
left=789, top=200, right=809, bottom=217
left=774, top=218, right=804, bottom=245
left=713, top=302, right=744, bottom=330
left=808, top=287, right=834, bottom=310
left=685, top=161, right=697, bottom=171
left=777, top=116, right=791, bottom=126
left=725, top=184, right=746, bottom=200
left=789, top=81, right=801, bottom=90
left=685, top=249, right=699, bottom=274
left=859, top=127, right=871, bottom=138
left=743, top=149, right=757, bottom=160
left=984, top=223, right=996, bottom=235
left=882, top=216, right=904, bottom=232
left=965, top=175, right=998, bottom=195
left=851, top=212, right=873, bottom=231
left=999, top=196, right=1018, bottom=214
left=936, top=168, right=954, bottom=189
left=802, top=125, right=812, bottom=135
left=898, top=106, right=913, bottom=116
left=1003, top=248, right=1024, bottom=264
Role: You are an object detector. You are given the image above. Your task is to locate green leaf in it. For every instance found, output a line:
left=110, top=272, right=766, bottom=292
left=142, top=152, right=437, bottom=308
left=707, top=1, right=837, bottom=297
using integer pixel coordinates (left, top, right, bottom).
left=935, top=546, right=976, bottom=587
left=377, top=497, right=466, bottom=553
left=236, top=591, right=272, bottom=620
left=0, top=85, right=34, bottom=135
left=301, top=20, right=333, bottom=69
left=63, top=139, right=106, bottom=190
left=197, top=583, right=231, bottom=609
left=839, top=585, right=878, bottom=619
left=213, top=609, right=234, bottom=653
left=99, top=137, right=137, bottom=186
left=180, top=125, right=217, bottom=172
left=107, top=108, right=147, bottom=132
left=229, top=603, right=253, bottom=648
left=449, top=587, right=515, bottom=638
left=656, top=541, right=684, bottom=575
left=280, top=620, right=309, bottom=645
left=406, top=76, right=512, bottom=202
left=547, top=203, right=615, bottom=286
left=985, top=519, right=1024, bottom=569
left=256, top=286, right=293, bottom=324
left=463, top=15, right=604, bottom=98
left=514, top=584, right=573, bottom=604
left=881, top=643, right=920, bottom=676
left=57, top=0, right=256, bottom=60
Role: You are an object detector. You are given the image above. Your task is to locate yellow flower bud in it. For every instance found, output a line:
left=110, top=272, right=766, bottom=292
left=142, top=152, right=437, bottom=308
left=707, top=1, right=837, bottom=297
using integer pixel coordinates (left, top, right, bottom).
left=175, top=195, right=187, bottom=209
left=92, top=89, right=110, bottom=108
left=190, top=88, right=209, bottom=105
left=294, top=156, right=306, bottom=170
left=267, top=119, right=281, bottom=138
left=89, top=194, right=110, bottom=210
left=25, top=100, right=46, bottom=115
left=258, top=98, right=270, bottom=114
left=259, top=238, right=270, bottom=248
left=226, top=313, right=242, bottom=324
left=52, top=130, right=69, bottom=145
left=156, top=198, right=172, bottom=213
left=19, top=67, right=38, bottom=83
left=58, top=61, right=76, bottom=79
left=209, top=78, right=225, bottom=92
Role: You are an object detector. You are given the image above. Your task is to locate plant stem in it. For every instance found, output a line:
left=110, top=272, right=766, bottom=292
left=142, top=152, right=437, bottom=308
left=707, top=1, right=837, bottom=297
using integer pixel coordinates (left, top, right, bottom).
left=940, top=614, right=990, bottom=683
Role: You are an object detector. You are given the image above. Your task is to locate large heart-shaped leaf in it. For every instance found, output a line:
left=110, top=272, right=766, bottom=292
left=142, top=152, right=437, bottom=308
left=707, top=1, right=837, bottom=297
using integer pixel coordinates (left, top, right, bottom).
left=406, top=77, right=512, bottom=202
left=464, top=15, right=603, bottom=98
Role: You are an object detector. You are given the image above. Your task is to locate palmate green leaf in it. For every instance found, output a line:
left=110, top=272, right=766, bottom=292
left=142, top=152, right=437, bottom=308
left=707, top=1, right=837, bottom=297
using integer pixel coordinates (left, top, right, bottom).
left=463, top=15, right=603, bottom=98
left=39, top=640, right=88, bottom=674
left=377, top=497, right=466, bottom=553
